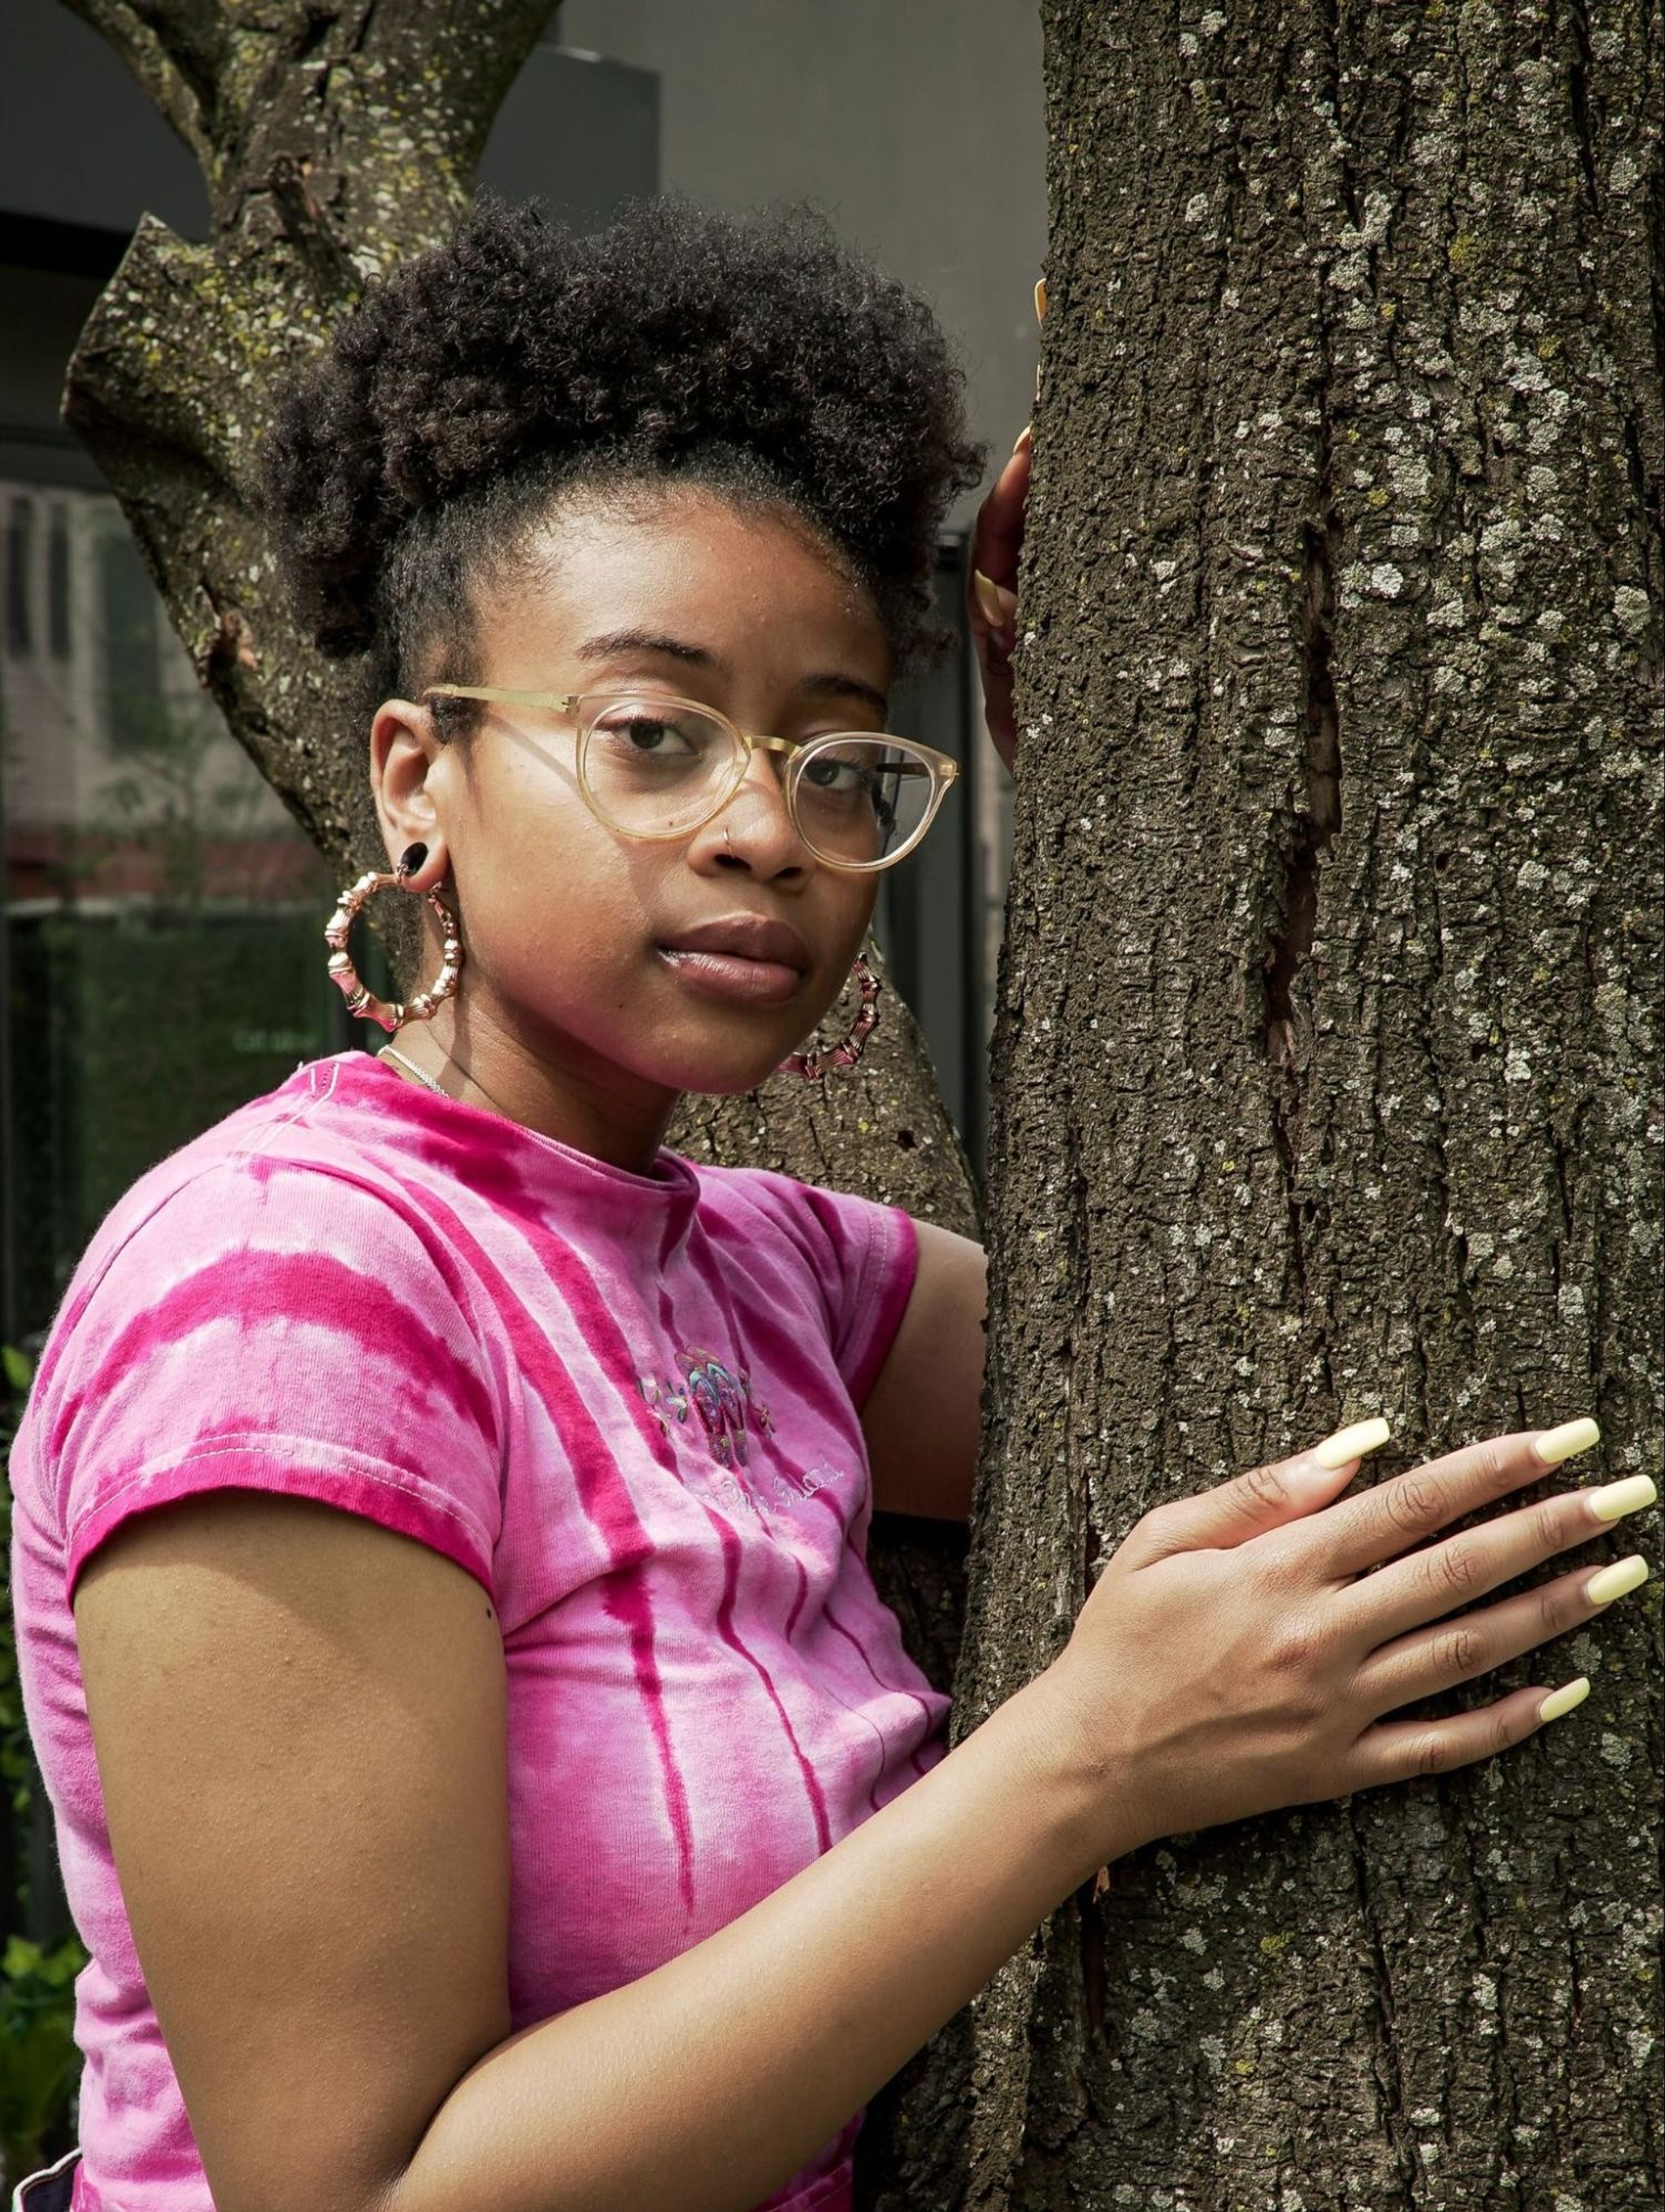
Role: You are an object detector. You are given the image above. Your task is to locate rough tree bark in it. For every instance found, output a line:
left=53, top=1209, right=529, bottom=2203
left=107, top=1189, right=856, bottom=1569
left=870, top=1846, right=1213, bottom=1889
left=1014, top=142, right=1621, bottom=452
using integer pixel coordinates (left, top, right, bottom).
left=57, top=0, right=977, bottom=1701
left=865, top=3, right=1661, bottom=2209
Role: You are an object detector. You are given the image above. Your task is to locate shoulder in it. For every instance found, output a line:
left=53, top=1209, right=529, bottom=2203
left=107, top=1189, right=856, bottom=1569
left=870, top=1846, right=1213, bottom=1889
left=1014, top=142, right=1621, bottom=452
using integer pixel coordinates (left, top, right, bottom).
left=27, top=1059, right=487, bottom=1428
left=16, top=1061, right=505, bottom=1593
left=685, top=1158, right=915, bottom=1284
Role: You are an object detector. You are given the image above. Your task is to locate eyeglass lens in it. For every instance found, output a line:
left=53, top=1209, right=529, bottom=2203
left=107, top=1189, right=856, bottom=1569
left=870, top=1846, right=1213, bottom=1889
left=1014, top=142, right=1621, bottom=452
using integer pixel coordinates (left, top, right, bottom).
left=580, top=697, right=937, bottom=865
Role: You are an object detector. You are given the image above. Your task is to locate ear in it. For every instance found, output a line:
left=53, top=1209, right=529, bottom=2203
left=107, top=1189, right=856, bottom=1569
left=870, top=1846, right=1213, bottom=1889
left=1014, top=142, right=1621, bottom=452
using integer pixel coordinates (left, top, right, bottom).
left=370, top=700, right=450, bottom=886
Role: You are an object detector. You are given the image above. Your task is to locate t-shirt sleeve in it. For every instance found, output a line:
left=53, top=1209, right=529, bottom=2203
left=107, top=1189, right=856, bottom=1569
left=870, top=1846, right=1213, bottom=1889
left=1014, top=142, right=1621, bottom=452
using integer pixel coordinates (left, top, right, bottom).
left=36, top=1161, right=503, bottom=1604
left=756, top=1176, right=920, bottom=1409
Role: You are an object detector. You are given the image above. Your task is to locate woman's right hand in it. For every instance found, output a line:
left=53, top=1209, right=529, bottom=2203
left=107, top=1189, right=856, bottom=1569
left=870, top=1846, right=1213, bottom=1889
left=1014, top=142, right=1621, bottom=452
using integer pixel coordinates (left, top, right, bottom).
left=1038, top=1419, right=1653, bottom=1858
left=967, top=427, right=1028, bottom=776
left=967, top=280, right=1044, bottom=776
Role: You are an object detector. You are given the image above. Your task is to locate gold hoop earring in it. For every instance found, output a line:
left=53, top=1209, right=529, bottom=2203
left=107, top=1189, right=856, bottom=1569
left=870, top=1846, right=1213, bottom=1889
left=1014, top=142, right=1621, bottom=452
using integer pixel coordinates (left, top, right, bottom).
left=324, top=845, right=463, bottom=1032
left=777, top=954, right=880, bottom=1080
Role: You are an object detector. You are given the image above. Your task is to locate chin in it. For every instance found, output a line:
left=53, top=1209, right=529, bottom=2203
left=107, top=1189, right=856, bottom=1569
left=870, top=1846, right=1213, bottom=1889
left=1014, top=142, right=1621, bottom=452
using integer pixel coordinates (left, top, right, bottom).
left=644, top=1028, right=808, bottom=1098
left=659, top=1054, right=798, bottom=1098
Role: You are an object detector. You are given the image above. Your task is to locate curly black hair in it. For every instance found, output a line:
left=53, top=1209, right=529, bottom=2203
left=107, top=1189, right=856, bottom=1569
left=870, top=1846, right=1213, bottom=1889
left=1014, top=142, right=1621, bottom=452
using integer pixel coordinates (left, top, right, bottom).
left=260, top=195, right=985, bottom=723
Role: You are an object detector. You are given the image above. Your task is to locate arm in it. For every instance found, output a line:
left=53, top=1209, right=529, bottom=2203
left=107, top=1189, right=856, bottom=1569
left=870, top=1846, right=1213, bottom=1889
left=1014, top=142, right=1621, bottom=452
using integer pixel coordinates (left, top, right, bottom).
left=861, top=1219, right=987, bottom=1521
left=76, top=1423, right=1633, bottom=2212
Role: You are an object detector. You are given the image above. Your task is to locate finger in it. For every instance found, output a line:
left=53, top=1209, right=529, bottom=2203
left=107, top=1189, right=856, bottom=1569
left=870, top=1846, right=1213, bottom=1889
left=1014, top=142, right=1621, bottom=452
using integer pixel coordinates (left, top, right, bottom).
left=1350, top=1678, right=1589, bottom=1790
left=974, top=646, right=1017, bottom=772
left=1138, top=1419, right=1392, bottom=1558
left=1315, top=1419, right=1602, bottom=1580
left=1339, top=1470, right=1656, bottom=1644
left=1359, top=1552, right=1650, bottom=1708
left=972, top=570, right=1019, bottom=634
left=972, top=435, right=1032, bottom=593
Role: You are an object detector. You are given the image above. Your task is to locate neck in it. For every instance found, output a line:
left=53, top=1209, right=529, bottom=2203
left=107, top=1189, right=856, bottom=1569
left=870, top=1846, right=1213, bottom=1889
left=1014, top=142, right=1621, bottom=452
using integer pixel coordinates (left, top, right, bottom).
left=380, top=1007, right=680, bottom=1176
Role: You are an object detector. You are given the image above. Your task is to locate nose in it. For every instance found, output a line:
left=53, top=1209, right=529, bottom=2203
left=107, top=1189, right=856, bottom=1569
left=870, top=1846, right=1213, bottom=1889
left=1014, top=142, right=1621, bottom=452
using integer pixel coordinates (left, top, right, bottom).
left=698, top=744, right=811, bottom=874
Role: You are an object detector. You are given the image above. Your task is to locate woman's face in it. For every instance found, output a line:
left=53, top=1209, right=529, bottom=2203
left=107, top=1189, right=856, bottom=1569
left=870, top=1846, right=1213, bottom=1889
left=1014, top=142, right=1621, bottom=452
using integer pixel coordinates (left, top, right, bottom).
left=371, top=489, right=890, bottom=1129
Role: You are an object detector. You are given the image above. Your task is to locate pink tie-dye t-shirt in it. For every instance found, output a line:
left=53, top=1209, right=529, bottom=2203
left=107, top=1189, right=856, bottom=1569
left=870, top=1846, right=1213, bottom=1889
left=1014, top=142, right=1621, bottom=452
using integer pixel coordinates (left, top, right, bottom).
left=10, top=1050, right=948, bottom=2212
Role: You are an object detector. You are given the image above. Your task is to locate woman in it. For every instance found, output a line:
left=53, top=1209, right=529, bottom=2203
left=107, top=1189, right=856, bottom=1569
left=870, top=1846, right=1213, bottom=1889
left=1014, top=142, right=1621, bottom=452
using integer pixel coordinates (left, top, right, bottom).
left=9, top=197, right=1650, bottom=2212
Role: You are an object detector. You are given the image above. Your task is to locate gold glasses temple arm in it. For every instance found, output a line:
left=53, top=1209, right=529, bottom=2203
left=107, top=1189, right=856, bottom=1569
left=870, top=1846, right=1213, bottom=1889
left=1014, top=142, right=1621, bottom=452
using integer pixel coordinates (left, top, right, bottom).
left=424, top=685, right=582, bottom=710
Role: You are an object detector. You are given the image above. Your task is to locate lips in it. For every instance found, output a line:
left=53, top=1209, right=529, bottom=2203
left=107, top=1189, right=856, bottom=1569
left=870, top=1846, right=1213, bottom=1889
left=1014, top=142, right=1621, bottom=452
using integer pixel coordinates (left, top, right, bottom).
left=656, top=914, right=812, bottom=1008
left=658, top=915, right=811, bottom=971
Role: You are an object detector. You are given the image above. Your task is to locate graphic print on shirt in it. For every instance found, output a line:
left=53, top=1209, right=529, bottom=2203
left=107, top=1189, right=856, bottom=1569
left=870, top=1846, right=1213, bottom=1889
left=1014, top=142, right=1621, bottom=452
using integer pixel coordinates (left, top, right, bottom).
left=638, top=1345, right=773, bottom=1465
left=637, top=1346, right=845, bottom=1522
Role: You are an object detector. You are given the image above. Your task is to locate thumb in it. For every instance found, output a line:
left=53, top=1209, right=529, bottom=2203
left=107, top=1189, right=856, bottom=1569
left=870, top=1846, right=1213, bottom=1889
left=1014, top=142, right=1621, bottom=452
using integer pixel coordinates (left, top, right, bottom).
left=1147, top=1419, right=1393, bottom=1554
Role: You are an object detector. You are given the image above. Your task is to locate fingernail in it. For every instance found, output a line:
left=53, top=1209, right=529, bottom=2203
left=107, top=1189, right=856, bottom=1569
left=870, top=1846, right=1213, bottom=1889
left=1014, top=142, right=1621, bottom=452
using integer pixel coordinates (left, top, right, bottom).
left=1586, top=1554, right=1649, bottom=1606
left=1588, top=1474, right=1658, bottom=1523
left=1537, top=1676, right=1590, bottom=1724
left=1034, top=276, right=1047, bottom=325
left=973, top=570, right=1019, bottom=628
left=1536, top=1417, right=1601, bottom=1466
left=1013, top=424, right=1032, bottom=455
left=1311, top=1417, right=1393, bottom=1470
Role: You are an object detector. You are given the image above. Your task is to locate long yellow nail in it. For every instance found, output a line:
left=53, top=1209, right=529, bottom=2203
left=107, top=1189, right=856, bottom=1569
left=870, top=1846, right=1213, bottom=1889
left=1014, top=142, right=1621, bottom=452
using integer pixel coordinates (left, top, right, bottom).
left=1312, top=1417, right=1393, bottom=1470
left=1536, top=1417, right=1601, bottom=1466
left=1588, top=1475, right=1658, bottom=1523
left=1587, top=1555, right=1650, bottom=1606
left=1538, top=1677, right=1590, bottom=1724
left=972, top=570, right=1018, bottom=628
left=1034, top=276, right=1047, bottom=325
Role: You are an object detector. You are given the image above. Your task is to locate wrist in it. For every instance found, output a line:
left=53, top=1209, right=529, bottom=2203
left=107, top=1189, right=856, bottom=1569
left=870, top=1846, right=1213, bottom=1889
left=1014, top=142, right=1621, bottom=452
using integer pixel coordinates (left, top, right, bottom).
left=997, top=1665, right=1150, bottom=1882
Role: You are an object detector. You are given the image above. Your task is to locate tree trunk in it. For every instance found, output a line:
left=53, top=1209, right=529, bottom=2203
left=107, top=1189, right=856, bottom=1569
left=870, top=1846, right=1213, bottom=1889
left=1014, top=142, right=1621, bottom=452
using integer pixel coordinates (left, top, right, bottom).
left=865, top=2, right=1662, bottom=2205
left=56, top=0, right=979, bottom=1698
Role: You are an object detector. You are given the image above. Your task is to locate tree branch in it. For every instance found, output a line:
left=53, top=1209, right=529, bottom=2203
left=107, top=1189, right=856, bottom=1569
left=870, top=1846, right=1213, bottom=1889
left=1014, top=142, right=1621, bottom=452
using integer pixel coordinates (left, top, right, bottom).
left=59, top=0, right=216, bottom=175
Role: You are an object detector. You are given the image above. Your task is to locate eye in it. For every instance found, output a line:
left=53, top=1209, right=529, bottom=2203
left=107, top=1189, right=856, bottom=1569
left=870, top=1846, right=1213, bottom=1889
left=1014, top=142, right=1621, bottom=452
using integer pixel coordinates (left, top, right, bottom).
left=800, top=749, right=874, bottom=796
left=592, top=709, right=700, bottom=757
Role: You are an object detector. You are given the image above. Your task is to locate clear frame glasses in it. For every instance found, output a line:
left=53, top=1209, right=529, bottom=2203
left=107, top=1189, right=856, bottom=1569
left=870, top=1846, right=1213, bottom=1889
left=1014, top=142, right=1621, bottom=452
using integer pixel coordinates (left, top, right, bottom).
left=424, top=685, right=959, bottom=871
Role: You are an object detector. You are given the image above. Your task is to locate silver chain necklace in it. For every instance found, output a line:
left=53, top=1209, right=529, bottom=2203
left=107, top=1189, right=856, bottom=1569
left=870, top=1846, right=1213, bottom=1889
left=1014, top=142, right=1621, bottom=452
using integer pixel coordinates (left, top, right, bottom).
left=377, top=1044, right=513, bottom=1119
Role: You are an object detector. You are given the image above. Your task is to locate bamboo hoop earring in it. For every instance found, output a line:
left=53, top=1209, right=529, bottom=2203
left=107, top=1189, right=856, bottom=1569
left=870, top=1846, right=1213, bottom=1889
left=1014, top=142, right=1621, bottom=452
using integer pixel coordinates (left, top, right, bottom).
left=324, top=845, right=463, bottom=1032
left=777, top=955, right=881, bottom=1080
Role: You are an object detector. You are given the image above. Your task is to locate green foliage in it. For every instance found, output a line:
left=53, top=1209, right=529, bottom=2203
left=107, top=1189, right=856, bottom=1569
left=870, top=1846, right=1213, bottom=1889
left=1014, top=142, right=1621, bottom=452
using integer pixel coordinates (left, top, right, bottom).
left=1, top=1934, right=85, bottom=2186
left=2, top=1349, right=87, bottom=2189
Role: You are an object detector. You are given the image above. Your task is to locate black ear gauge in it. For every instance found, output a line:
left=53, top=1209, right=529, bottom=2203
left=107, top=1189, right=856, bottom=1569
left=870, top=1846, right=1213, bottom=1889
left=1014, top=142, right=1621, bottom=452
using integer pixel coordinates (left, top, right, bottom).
left=398, top=842, right=430, bottom=879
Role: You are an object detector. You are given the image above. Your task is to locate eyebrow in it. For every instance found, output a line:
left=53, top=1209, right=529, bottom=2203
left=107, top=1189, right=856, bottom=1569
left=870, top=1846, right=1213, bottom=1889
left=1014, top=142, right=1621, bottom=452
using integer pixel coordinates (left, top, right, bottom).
left=575, top=628, right=889, bottom=720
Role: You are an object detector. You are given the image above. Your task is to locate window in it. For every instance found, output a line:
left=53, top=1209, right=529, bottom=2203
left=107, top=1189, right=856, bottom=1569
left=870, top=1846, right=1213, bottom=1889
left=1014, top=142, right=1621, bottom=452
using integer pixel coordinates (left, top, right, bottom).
left=96, top=525, right=159, bottom=750
left=5, top=497, right=33, bottom=657
left=46, top=504, right=71, bottom=659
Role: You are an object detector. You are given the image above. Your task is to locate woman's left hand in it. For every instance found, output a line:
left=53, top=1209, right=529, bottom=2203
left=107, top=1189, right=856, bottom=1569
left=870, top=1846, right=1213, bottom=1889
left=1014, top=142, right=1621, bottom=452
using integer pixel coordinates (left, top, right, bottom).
left=967, top=425, right=1030, bottom=776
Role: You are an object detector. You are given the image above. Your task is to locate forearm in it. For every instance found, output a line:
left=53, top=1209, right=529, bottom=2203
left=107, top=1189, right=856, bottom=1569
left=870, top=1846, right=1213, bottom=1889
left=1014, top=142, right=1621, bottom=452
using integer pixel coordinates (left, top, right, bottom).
left=393, top=1672, right=1118, bottom=2212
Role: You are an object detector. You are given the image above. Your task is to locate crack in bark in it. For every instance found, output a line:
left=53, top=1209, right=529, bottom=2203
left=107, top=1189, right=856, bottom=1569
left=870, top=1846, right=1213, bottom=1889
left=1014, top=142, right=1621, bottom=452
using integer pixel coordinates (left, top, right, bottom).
left=1263, top=7, right=1348, bottom=1311
left=265, top=156, right=363, bottom=300
left=1264, top=402, right=1344, bottom=1300
left=1346, top=1803, right=1422, bottom=2201
left=1564, top=0, right=1605, bottom=216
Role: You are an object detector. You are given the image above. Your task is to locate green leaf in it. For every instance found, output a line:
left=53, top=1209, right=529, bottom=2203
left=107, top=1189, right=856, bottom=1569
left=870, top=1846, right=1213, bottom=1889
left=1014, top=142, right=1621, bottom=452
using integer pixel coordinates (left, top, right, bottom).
left=2, top=1936, right=44, bottom=1981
